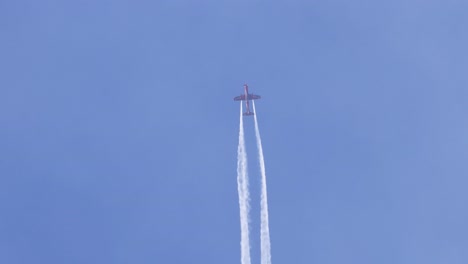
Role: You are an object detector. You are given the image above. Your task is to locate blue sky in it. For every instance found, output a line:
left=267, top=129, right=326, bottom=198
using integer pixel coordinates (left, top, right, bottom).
left=1, top=1, right=468, bottom=263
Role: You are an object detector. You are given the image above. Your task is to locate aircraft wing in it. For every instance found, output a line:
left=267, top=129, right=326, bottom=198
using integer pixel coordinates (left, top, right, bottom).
left=234, top=95, right=246, bottom=101
left=248, top=94, right=261, bottom=100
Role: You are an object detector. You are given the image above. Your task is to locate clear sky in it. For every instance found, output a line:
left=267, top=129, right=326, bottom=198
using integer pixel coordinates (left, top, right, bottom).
left=1, top=1, right=468, bottom=263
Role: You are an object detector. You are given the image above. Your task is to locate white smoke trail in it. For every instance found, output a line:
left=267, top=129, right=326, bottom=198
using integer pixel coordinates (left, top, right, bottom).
left=237, top=102, right=251, bottom=264
left=252, top=100, right=272, bottom=264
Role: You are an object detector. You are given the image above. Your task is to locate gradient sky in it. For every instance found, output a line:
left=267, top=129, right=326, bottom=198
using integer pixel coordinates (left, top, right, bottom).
left=1, top=1, right=468, bottom=263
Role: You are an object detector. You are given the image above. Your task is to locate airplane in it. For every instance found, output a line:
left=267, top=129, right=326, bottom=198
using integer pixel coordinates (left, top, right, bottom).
left=233, top=84, right=261, bottom=116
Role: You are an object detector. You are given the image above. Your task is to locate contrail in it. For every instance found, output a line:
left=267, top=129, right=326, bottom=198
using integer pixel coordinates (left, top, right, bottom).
left=237, top=102, right=251, bottom=264
left=252, top=100, right=272, bottom=264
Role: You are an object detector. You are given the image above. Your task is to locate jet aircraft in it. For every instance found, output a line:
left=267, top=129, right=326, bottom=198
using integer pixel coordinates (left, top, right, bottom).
left=233, top=84, right=261, bottom=116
